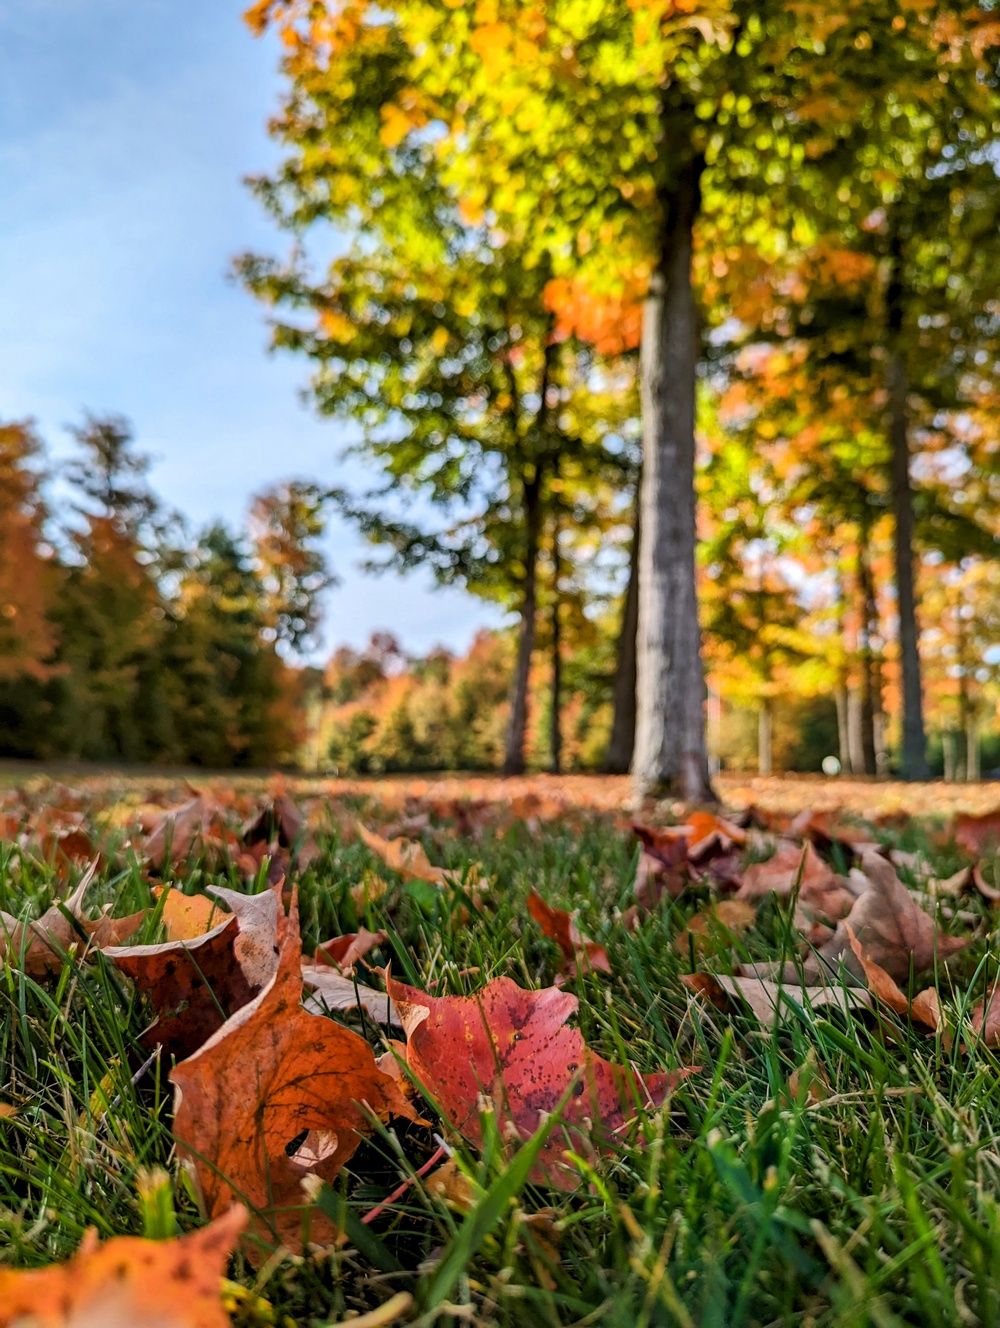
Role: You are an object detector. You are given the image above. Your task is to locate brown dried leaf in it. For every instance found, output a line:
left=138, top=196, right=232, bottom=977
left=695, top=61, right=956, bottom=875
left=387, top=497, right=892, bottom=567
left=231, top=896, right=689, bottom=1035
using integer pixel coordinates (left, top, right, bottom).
left=673, top=900, right=756, bottom=958
left=956, top=808, right=1000, bottom=856
left=172, top=894, right=409, bottom=1251
left=0, top=864, right=145, bottom=976
left=357, top=821, right=456, bottom=886
left=315, top=927, right=388, bottom=973
left=107, top=884, right=283, bottom=1060
left=737, top=840, right=854, bottom=923
left=681, top=969, right=870, bottom=1025
left=819, top=851, right=970, bottom=981
left=300, top=964, right=401, bottom=1029
left=973, top=862, right=1000, bottom=903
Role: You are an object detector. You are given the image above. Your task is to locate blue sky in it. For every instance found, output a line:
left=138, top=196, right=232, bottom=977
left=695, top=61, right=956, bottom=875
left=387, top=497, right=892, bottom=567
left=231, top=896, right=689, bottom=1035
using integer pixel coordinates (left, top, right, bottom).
left=0, top=0, right=500, bottom=657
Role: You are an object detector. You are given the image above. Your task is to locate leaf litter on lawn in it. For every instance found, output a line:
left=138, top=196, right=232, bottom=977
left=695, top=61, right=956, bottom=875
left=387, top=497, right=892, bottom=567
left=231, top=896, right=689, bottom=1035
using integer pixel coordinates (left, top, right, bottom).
left=6, top=775, right=1000, bottom=1324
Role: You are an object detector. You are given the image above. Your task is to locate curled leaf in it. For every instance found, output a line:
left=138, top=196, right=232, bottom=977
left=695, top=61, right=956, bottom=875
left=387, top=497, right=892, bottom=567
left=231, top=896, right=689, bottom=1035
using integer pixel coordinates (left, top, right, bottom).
left=0, top=864, right=144, bottom=976
left=527, top=889, right=610, bottom=978
left=819, top=851, right=969, bottom=981
left=315, top=927, right=388, bottom=973
left=171, top=894, right=409, bottom=1251
left=107, top=884, right=283, bottom=1059
left=357, top=821, right=460, bottom=886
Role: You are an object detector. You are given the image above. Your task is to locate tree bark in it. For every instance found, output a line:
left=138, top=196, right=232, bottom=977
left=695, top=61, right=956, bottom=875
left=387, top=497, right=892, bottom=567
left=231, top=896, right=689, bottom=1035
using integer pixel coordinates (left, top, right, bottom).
left=758, top=700, right=773, bottom=776
left=857, top=521, right=879, bottom=777
left=886, top=231, right=929, bottom=779
left=549, top=508, right=562, bottom=775
left=943, top=729, right=957, bottom=782
left=605, top=493, right=640, bottom=773
left=835, top=686, right=850, bottom=772
left=502, top=467, right=542, bottom=776
left=967, top=716, right=981, bottom=782
left=632, top=151, right=714, bottom=804
left=847, top=689, right=866, bottom=776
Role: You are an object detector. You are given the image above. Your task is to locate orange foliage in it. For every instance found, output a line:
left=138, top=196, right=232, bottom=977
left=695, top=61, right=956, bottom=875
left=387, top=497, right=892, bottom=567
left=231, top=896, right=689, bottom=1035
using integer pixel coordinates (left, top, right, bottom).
left=544, top=275, right=645, bottom=355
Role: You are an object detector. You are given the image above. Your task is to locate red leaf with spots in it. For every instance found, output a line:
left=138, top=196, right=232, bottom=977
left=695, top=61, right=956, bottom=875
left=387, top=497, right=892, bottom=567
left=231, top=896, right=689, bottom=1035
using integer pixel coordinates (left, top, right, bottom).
left=385, top=975, right=694, bottom=1188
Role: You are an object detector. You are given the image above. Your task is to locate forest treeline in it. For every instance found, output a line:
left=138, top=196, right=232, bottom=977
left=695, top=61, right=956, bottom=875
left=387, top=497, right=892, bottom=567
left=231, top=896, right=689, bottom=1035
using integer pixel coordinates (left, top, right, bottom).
left=6, top=0, right=1000, bottom=781
left=0, top=415, right=328, bottom=767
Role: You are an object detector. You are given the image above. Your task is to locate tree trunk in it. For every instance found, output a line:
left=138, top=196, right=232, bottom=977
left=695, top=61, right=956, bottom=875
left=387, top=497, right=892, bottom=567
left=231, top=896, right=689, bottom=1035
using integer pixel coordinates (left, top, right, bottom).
left=502, top=468, right=542, bottom=776
left=605, top=493, right=640, bottom=773
left=847, top=689, right=866, bottom=776
left=758, top=700, right=773, bottom=776
left=887, top=231, right=929, bottom=779
left=835, top=686, right=850, bottom=772
left=857, top=522, right=879, bottom=777
left=967, top=716, right=981, bottom=782
left=550, top=509, right=562, bottom=775
left=943, top=729, right=957, bottom=782
left=632, top=151, right=714, bottom=804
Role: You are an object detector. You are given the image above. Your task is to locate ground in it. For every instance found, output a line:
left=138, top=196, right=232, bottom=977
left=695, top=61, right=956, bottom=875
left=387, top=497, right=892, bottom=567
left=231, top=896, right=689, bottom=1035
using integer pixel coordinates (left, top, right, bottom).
left=1, top=770, right=1000, bottom=1327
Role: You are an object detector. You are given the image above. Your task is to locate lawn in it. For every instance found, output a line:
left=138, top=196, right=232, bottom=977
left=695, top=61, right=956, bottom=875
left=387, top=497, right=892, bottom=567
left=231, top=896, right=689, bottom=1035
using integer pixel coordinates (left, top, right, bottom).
left=3, top=773, right=1000, bottom=1326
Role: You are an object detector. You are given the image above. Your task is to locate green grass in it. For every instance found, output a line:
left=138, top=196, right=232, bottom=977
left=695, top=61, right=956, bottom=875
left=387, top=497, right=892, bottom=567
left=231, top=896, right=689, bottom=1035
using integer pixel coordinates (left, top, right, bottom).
left=3, top=792, right=1000, bottom=1326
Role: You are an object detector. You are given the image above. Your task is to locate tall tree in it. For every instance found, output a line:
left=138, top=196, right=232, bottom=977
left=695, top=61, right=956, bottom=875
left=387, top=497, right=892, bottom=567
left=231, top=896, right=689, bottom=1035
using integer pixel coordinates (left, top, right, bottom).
left=239, top=5, right=631, bottom=774
left=249, top=480, right=333, bottom=655
left=0, top=421, right=58, bottom=683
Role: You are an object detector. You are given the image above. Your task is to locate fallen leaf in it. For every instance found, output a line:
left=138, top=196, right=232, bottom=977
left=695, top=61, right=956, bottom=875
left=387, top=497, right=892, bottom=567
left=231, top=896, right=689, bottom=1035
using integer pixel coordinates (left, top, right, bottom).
left=673, top=899, right=756, bottom=958
left=844, top=924, right=939, bottom=1030
left=142, top=794, right=224, bottom=870
left=970, top=980, right=1000, bottom=1047
left=152, top=886, right=222, bottom=942
left=243, top=792, right=304, bottom=849
left=315, top=927, right=388, bottom=973
left=386, top=974, right=694, bottom=1188
left=171, top=893, right=409, bottom=1250
left=425, top=1157, right=476, bottom=1211
left=0, top=864, right=145, bottom=976
left=737, top=840, right=854, bottom=923
left=681, top=970, right=870, bottom=1025
left=301, top=964, right=402, bottom=1028
left=0, top=1203, right=246, bottom=1328
left=818, top=851, right=970, bottom=981
left=357, top=821, right=455, bottom=887
left=527, top=889, right=610, bottom=978
left=107, top=884, right=283, bottom=1059
left=973, top=862, right=1000, bottom=903
left=956, top=809, right=1000, bottom=856
left=927, top=866, right=972, bottom=899
left=351, top=869, right=392, bottom=910
left=787, top=1050, right=830, bottom=1105
left=787, top=809, right=882, bottom=858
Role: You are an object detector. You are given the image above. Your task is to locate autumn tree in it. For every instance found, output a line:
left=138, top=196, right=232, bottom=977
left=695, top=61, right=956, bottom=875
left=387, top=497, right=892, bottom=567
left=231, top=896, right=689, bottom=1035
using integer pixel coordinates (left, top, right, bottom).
left=0, top=421, right=60, bottom=757
left=49, top=415, right=171, bottom=760
left=239, top=4, right=633, bottom=775
left=0, top=421, right=58, bottom=683
left=249, top=480, right=332, bottom=655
